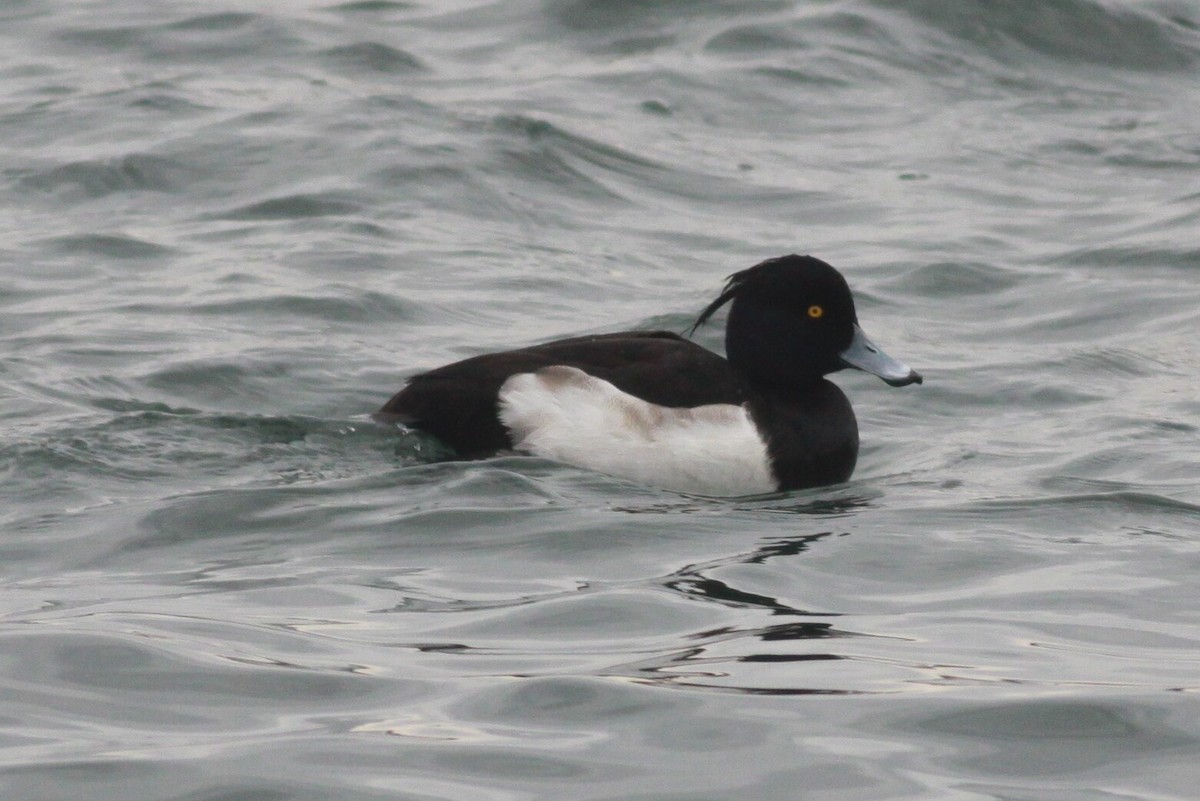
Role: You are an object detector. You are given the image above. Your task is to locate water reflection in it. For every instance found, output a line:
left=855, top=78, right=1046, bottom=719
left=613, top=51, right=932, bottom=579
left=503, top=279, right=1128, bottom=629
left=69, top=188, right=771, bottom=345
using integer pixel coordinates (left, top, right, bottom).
left=611, top=529, right=887, bottom=694
left=612, top=493, right=875, bottom=516
left=603, top=626, right=863, bottom=697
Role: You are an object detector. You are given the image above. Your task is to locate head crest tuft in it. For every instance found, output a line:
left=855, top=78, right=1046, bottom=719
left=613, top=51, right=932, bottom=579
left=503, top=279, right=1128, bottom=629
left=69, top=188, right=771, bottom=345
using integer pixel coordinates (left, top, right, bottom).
left=689, top=255, right=813, bottom=335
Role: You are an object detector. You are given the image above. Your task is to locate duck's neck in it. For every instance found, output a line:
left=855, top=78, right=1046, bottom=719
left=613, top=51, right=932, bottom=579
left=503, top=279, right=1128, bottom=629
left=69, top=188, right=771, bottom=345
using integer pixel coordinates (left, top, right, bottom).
left=743, top=378, right=860, bottom=491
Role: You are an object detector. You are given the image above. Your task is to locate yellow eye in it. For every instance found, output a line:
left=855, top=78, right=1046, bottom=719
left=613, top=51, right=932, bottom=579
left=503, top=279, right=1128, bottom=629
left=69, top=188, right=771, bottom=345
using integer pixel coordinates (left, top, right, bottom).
left=807, top=305, right=824, bottom=319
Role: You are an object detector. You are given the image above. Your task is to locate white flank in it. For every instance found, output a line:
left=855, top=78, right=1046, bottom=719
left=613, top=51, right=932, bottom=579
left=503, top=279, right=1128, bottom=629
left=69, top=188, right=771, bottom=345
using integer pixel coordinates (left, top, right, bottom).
left=497, top=366, right=776, bottom=496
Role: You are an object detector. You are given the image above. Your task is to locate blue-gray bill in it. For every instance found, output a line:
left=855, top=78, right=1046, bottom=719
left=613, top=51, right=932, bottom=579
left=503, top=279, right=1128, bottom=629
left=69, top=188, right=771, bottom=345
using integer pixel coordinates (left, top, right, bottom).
left=840, top=324, right=923, bottom=387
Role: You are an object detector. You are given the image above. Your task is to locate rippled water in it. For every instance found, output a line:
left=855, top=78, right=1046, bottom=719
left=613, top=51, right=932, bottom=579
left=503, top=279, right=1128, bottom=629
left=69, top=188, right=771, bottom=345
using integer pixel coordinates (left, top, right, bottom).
left=3, top=1, right=1200, bottom=798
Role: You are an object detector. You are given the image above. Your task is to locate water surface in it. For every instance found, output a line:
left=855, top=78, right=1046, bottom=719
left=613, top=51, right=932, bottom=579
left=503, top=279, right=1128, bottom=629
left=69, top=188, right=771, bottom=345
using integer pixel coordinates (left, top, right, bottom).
left=2, top=1, right=1199, bottom=799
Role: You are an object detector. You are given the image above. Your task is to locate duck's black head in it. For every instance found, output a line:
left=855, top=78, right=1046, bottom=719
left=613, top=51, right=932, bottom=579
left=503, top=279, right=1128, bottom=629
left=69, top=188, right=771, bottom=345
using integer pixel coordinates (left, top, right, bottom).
left=693, top=254, right=922, bottom=389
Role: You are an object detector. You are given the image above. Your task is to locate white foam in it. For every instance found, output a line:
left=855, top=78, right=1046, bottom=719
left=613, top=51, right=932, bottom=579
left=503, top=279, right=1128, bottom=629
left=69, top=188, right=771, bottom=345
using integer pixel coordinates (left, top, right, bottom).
left=498, top=366, right=776, bottom=496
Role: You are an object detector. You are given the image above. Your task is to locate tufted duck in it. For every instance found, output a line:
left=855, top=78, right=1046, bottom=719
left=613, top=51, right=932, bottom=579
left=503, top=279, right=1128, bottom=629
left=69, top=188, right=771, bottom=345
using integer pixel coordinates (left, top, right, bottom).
left=377, top=255, right=922, bottom=495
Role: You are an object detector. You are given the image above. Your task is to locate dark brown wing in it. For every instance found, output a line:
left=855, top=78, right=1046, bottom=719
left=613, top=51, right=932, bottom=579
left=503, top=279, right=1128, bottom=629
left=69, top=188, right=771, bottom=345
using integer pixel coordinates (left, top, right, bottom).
left=377, top=331, right=746, bottom=457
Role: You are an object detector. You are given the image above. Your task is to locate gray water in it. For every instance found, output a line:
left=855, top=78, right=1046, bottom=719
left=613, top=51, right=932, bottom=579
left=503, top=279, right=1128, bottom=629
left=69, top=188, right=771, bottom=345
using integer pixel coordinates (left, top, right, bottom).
left=3, top=1, right=1200, bottom=798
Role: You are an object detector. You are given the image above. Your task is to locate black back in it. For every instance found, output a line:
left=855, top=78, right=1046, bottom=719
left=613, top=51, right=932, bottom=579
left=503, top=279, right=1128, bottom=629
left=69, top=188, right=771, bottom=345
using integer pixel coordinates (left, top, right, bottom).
left=378, top=331, right=747, bottom=457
